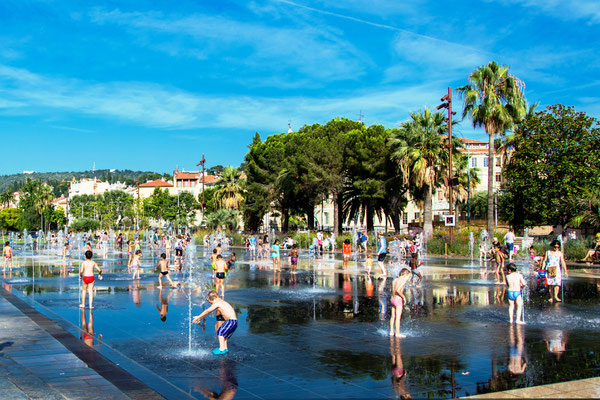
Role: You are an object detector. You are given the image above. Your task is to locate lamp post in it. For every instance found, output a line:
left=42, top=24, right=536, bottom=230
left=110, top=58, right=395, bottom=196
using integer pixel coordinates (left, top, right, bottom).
left=437, top=87, right=457, bottom=243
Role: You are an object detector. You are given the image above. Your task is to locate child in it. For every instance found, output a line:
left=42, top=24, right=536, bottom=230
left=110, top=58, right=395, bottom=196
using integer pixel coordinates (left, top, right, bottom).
left=271, top=239, right=281, bottom=271
left=214, top=255, right=228, bottom=298
left=506, top=263, right=527, bottom=324
left=3, top=242, right=13, bottom=271
left=289, top=244, right=299, bottom=274
left=390, top=269, right=411, bottom=337
left=227, top=252, right=236, bottom=270
left=127, top=240, right=134, bottom=268
left=493, top=242, right=506, bottom=284
left=409, top=252, right=423, bottom=286
left=192, top=291, right=238, bottom=355
left=342, top=239, right=351, bottom=267
left=80, top=250, right=102, bottom=309
left=131, top=250, right=141, bottom=280
left=156, top=287, right=174, bottom=322
left=157, top=253, right=176, bottom=288
left=62, top=242, right=69, bottom=259
left=210, top=248, right=218, bottom=273
left=365, top=254, right=373, bottom=276
left=84, top=241, right=93, bottom=254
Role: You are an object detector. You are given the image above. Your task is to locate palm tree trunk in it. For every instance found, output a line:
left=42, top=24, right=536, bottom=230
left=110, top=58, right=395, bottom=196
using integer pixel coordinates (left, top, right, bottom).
left=282, top=208, right=289, bottom=233
left=424, top=185, right=433, bottom=237
left=306, top=203, right=315, bottom=230
left=487, top=132, right=495, bottom=234
left=391, top=213, right=401, bottom=233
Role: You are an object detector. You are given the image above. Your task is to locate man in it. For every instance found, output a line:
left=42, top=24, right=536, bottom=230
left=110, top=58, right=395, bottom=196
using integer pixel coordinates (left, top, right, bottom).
left=504, top=229, right=516, bottom=262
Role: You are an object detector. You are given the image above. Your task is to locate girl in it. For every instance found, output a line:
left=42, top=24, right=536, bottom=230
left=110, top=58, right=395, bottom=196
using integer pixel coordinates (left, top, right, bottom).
left=390, top=269, right=411, bottom=337
left=131, top=250, right=142, bottom=280
left=271, top=239, right=281, bottom=271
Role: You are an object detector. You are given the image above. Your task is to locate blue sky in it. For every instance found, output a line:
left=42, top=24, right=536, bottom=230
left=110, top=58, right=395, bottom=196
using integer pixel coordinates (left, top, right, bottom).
left=0, top=0, right=598, bottom=174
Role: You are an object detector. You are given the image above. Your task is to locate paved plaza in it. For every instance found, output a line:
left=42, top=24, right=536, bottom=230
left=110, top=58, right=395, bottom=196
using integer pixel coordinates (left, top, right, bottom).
left=1, top=245, right=599, bottom=399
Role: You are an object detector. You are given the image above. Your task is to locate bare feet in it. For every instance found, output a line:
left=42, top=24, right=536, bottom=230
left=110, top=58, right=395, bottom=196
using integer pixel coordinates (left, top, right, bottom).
left=509, top=320, right=514, bottom=324
left=79, top=304, right=84, bottom=308
left=396, top=333, right=407, bottom=338
left=549, top=298, right=554, bottom=303
left=516, top=321, right=526, bottom=325
left=555, top=297, right=562, bottom=302
left=389, top=332, right=395, bottom=337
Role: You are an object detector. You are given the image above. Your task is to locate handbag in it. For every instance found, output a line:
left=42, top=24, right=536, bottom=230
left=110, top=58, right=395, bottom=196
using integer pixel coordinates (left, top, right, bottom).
left=548, top=266, right=557, bottom=278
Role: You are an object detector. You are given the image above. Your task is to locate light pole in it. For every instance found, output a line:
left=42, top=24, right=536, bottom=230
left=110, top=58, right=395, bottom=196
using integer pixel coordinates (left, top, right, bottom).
left=438, top=87, right=457, bottom=243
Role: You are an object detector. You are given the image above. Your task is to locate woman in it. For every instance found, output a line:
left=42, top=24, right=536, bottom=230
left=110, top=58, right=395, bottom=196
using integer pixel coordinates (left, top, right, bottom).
left=541, top=240, right=568, bottom=303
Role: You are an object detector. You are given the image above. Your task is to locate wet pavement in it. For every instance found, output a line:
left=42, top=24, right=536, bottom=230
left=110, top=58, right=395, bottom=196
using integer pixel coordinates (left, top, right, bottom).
left=1, top=244, right=600, bottom=399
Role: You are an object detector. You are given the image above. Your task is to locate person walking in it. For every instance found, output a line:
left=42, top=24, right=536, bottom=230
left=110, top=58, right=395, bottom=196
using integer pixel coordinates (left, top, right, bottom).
left=541, top=240, right=568, bottom=303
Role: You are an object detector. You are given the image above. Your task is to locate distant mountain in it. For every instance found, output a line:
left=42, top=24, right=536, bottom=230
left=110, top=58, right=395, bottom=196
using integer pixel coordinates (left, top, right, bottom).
left=0, top=169, right=170, bottom=196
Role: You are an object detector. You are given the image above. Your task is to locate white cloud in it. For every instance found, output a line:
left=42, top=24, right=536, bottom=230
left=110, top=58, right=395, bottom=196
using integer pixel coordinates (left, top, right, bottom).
left=87, top=8, right=368, bottom=82
left=0, top=64, right=448, bottom=132
left=499, top=0, right=600, bottom=23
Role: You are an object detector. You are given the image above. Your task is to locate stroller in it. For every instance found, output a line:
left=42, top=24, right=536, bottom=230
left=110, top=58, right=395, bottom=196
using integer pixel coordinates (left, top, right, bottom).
left=536, top=266, right=549, bottom=292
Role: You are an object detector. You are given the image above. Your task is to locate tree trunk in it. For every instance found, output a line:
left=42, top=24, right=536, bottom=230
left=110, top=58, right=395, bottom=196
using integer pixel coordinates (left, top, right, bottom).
left=366, top=203, right=374, bottom=232
left=487, top=132, right=495, bottom=234
left=333, top=192, right=340, bottom=235
left=424, top=184, right=433, bottom=237
left=455, top=202, right=460, bottom=228
left=391, top=213, right=401, bottom=233
left=282, top=208, right=289, bottom=233
left=336, top=194, right=344, bottom=235
left=306, top=203, right=315, bottom=230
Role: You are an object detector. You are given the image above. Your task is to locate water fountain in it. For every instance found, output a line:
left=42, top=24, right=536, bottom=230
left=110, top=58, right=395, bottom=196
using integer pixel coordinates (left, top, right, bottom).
left=351, top=226, right=358, bottom=263
left=181, top=242, right=211, bottom=355
left=469, top=232, right=475, bottom=264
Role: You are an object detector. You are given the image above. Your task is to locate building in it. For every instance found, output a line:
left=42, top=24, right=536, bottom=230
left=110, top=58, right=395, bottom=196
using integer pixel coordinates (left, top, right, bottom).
left=67, top=178, right=128, bottom=198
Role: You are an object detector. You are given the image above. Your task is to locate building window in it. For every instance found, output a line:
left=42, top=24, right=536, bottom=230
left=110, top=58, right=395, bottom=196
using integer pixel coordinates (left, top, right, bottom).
left=496, top=173, right=502, bottom=183
left=471, top=157, right=477, bottom=168
left=403, top=213, right=408, bottom=225
left=484, top=157, right=489, bottom=167
left=437, top=191, right=444, bottom=201
left=177, top=180, right=182, bottom=187
left=496, top=157, right=502, bottom=167
left=414, top=212, right=420, bottom=220
left=324, top=212, right=329, bottom=225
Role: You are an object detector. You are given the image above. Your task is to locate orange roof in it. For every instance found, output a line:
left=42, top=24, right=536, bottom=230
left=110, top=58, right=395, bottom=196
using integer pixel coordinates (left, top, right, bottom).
left=175, top=172, right=199, bottom=179
left=441, top=135, right=487, bottom=144
left=139, top=179, right=173, bottom=188
left=201, top=175, right=218, bottom=184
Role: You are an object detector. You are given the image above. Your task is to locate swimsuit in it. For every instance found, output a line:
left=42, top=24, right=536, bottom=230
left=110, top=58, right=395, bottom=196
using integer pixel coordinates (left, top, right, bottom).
left=508, top=290, right=521, bottom=301
left=216, top=314, right=225, bottom=322
left=216, top=272, right=225, bottom=279
left=161, top=271, right=169, bottom=276
left=83, top=276, right=94, bottom=284
left=391, top=367, right=405, bottom=377
left=291, top=257, right=298, bottom=265
left=216, top=319, right=238, bottom=339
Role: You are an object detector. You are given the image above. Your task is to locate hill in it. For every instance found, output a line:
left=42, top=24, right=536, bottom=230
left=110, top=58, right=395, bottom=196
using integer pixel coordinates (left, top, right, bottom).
left=0, top=169, right=171, bottom=197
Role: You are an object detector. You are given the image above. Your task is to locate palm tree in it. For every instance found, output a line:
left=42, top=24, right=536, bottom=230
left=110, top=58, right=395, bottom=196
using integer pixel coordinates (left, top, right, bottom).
left=450, top=152, right=481, bottom=223
left=570, top=187, right=600, bottom=230
left=388, top=108, right=449, bottom=236
left=213, top=166, right=245, bottom=210
left=458, top=61, right=527, bottom=234
left=0, top=191, right=13, bottom=208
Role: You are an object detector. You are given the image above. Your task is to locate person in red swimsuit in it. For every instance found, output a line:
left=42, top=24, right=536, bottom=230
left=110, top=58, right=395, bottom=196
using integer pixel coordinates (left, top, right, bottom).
left=80, top=250, right=102, bottom=309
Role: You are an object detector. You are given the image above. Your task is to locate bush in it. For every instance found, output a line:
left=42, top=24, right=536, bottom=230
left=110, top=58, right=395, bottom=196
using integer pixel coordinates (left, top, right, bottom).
left=531, top=238, right=593, bottom=261
left=69, top=217, right=100, bottom=232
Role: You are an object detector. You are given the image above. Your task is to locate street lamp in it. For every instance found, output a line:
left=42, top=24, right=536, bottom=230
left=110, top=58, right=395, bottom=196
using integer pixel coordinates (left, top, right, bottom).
left=437, top=87, right=457, bottom=242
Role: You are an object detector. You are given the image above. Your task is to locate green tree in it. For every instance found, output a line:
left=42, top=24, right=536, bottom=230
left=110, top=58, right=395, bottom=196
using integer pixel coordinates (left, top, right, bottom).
left=388, top=108, right=452, bottom=236
left=204, top=209, right=240, bottom=231
left=0, top=208, right=22, bottom=231
left=51, top=206, right=67, bottom=230
left=505, top=105, right=600, bottom=228
left=0, top=191, right=13, bottom=208
left=70, top=217, right=100, bottom=232
left=243, top=133, right=271, bottom=231
left=458, top=61, right=527, bottom=233
left=571, top=187, right=600, bottom=230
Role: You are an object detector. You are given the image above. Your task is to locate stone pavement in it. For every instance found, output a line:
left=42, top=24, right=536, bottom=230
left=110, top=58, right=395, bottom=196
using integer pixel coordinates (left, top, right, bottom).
left=467, top=377, right=600, bottom=399
left=0, top=288, right=164, bottom=400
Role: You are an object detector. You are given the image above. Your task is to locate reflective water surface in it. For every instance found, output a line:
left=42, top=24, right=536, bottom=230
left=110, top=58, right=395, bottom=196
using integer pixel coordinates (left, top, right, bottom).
left=2, top=245, right=600, bottom=399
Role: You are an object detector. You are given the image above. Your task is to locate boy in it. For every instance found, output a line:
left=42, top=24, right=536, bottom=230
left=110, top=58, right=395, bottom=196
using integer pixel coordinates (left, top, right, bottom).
left=493, top=241, right=506, bottom=284
left=157, top=253, right=177, bottom=288
left=214, top=255, right=228, bottom=298
left=227, top=252, right=236, bottom=270
left=192, top=291, right=238, bottom=355
left=409, top=252, right=423, bottom=286
left=80, top=250, right=102, bottom=309
left=3, top=242, right=13, bottom=271
left=506, top=263, right=527, bottom=325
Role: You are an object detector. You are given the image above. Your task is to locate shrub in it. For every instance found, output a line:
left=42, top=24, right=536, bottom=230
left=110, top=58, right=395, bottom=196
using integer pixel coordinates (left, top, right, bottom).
left=69, top=217, right=100, bottom=232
